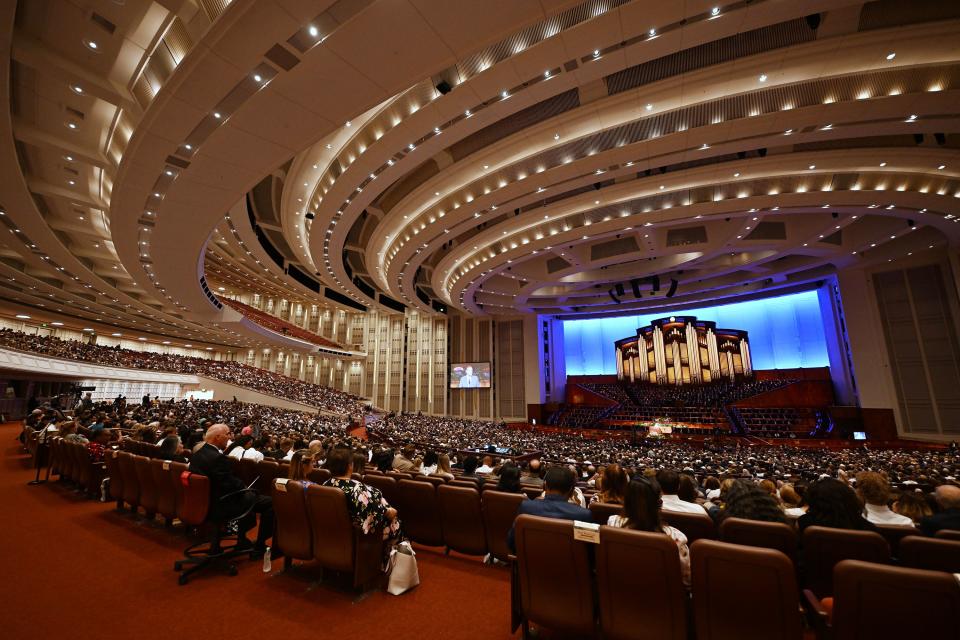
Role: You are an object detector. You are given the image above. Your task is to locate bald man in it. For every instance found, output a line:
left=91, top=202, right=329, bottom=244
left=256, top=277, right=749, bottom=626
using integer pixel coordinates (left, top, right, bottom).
left=919, top=484, right=960, bottom=536
left=189, top=423, right=275, bottom=557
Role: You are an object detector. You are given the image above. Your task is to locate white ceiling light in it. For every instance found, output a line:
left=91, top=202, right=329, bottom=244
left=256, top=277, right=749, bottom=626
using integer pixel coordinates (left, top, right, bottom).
left=15, top=314, right=30, bottom=319
left=308, top=25, right=319, bottom=37
left=886, top=52, right=896, bottom=60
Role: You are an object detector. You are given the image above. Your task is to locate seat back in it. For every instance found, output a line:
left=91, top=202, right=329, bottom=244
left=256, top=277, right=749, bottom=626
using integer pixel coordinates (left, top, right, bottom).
left=719, top=517, right=798, bottom=561
left=169, top=461, right=189, bottom=519
left=363, top=474, right=397, bottom=506
left=305, top=484, right=383, bottom=589
left=514, top=515, right=595, bottom=636
left=691, top=539, right=801, bottom=640
left=236, top=458, right=259, bottom=489
left=449, top=479, right=481, bottom=490
left=899, top=536, right=960, bottom=573
left=105, top=449, right=123, bottom=501
left=272, top=479, right=313, bottom=561
left=394, top=480, right=444, bottom=546
left=117, top=452, right=140, bottom=508
left=134, top=455, right=158, bottom=513
left=521, top=486, right=542, bottom=500
left=597, top=526, right=687, bottom=640
left=875, top=524, right=918, bottom=557
left=481, top=490, right=526, bottom=561
left=386, top=471, right=412, bottom=481
left=178, top=471, right=211, bottom=526
left=254, top=460, right=280, bottom=495
left=935, top=529, right=960, bottom=540
left=415, top=474, right=445, bottom=488
left=661, top=510, right=717, bottom=543
left=150, top=459, right=177, bottom=519
left=589, top=501, right=623, bottom=525
left=801, top=526, right=890, bottom=596
left=307, top=468, right=331, bottom=485
left=437, top=485, right=486, bottom=555
left=831, top=560, right=960, bottom=639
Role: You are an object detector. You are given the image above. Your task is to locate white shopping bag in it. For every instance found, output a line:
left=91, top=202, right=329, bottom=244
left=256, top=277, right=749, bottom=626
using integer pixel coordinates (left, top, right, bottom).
left=386, top=541, right=420, bottom=595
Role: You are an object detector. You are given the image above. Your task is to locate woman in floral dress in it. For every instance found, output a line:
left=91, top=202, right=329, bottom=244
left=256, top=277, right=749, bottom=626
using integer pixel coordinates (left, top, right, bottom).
left=322, top=447, right=403, bottom=544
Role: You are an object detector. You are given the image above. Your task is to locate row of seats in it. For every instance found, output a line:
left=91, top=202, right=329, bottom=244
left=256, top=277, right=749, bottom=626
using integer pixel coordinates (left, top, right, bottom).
left=221, top=298, right=345, bottom=350
left=512, top=515, right=960, bottom=639
left=49, top=438, right=105, bottom=497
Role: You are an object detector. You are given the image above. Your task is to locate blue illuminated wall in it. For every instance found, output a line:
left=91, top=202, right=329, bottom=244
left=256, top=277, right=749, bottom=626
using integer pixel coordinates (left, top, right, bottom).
left=562, top=290, right=830, bottom=375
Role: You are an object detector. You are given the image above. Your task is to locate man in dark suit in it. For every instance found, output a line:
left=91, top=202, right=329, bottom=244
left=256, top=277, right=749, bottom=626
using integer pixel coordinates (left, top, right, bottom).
left=189, top=423, right=275, bottom=556
left=507, top=466, right=591, bottom=552
left=919, top=485, right=960, bottom=536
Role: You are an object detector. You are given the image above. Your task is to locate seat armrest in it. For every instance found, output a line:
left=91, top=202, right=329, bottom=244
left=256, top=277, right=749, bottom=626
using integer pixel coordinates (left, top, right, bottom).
left=802, top=589, right=831, bottom=640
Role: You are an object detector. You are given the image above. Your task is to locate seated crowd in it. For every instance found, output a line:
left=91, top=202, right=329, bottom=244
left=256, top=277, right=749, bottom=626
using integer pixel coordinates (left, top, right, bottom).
left=220, top=298, right=345, bottom=351
left=0, top=329, right=366, bottom=416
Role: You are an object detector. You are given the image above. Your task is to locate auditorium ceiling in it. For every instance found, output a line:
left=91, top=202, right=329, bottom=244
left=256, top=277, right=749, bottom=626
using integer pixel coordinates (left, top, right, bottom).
left=1, top=0, right=959, bottom=349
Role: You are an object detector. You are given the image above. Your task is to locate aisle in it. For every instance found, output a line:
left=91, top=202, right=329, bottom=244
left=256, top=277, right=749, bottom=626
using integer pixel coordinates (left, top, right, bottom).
left=0, top=424, right=513, bottom=640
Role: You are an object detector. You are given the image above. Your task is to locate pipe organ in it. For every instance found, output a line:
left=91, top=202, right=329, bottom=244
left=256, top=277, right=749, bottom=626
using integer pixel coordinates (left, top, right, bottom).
left=614, top=316, right=752, bottom=385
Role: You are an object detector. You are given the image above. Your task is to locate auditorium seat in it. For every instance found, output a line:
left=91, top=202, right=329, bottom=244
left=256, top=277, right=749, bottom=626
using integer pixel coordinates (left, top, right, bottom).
left=935, top=529, right=960, bottom=541
left=875, top=524, right=918, bottom=557
left=363, top=474, right=398, bottom=506
left=272, top=479, right=313, bottom=569
left=899, top=536, right=960, bottom=573
left=386, top=471, right=412, bottom=481
left=661, top=511, right=717, bottom=543
left=521, top=486, right=541, bottom=500
left=481, top=490, right=525, bottom=562
left=719, top=517, right=798, bottom=562
left=691, top=539, right=802, bottom=640
left=805, top=560, right=960, bottom=639
left=255, top=460, right=280, bottom=495
left=116, top=452, right=141, bottom=512
left=597, top=526, right=688, bottom=640
left=307, top=468, right=331, bottom=484
left=169, top=461, right=189, bottom=522
left=394, top=480, right=444, bottom=547
left=105, top=449, right=124, bottom=508
left=415, top=474, right=446, bottom=488
left=513, top=514, right=595, bottom=638
left=236, top=459, right=259, bottom=490
left=134, top=455, right=159, bottom=518
left=801, top=526, right=890, bottom=597
left=449, top=479, right=481, bottom=490
left=437, top=485, right=486, bottom=556
left=150, top=459, right=178, bottom=525
left=588, top=501, right=622, bottom=525
left=305, top=484, right=383, bottom=591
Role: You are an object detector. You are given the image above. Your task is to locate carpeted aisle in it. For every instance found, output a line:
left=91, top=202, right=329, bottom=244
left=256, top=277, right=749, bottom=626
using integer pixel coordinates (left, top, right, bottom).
left=0, top=424, right=514, bottom=640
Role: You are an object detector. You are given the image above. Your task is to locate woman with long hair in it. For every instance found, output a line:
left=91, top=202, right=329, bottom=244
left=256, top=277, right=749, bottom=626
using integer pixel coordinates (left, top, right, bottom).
left=496, top=462, right=523, bottom=493
left=589, top=464, right=627, bottom=505
left=288, top=449, right=316, bottom=482
left=607, top=478, right=690, bottom=586
left=798, top=478, right=877, bottom=532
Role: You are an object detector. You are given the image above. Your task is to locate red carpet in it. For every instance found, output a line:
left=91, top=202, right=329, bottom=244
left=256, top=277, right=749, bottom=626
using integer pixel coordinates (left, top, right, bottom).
left=0, top=424, right=513, bottom=640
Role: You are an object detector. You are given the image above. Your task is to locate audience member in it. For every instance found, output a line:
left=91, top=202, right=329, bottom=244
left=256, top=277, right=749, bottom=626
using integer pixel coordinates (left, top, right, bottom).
left=797, top=478, right=877, bottom=533
left=856, top=471, right=914, bottom=526
left=508, top=466, right=591, bottom=551
left=657, top=469, right=708, bottom=515
left=919, top=485, right=960, bottom=536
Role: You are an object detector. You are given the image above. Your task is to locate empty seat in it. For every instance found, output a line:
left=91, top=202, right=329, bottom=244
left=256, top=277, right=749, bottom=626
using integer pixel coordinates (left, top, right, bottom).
left=691, top=539, right=802, bottom=640
left=481, top=490, right=526, bottom=562
left=150, top=459, right=178, bottom=524
left=801, top=526, right=890, bottom=597
left=661, top=510, right=716, bottom=543
left=719, top=517, right=797, bottom=562
left=437, top=485, right=486, bottom=556
left=899, top=536, right=960, bottom=573
left=394, top=480, right=444, bottom=547
left=588, top=501, right=622, bottom=525
left=597, top=526, right=688, bottom=640
left=272, top=479, right=313, bottom=568
left=513, top=514, right=595, bottom=637
left=134, top=455, right=159, bottom=517
left=822, top=560, right=960, bottom=639
left=305, top=484, right=383, bottom=590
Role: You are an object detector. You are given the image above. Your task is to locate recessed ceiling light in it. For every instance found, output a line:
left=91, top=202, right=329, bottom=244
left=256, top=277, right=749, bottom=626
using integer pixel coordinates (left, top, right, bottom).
left=734, top=172, right=740, bottom=177
left=645, top=103, right=653, bottom=110
left=308, top=25, right=319, bottom=37
left=808, top=165, right=816, bottom=170
left=711, top=7, right=720, bottom=16
left=758, top=74, right=767, bottom=82
left=66, top=122, right=78, bottom=129
left=111, top=332, right=121, bottom=337
left=544, top=70, right=551, bottom=78
left=879, top=162, right=887, bottom=167
left=84, top=40, right=98, bottom=50
left=15, top=314, right=30, bottom=319
left=886, top=52, right=896, bottom=60
left=213, top=111, right=222, bottom=119
left=593, top=49, right=600, bottom=57
left=71, top=85, right=83, bottom=94
left=253, top=73, right=262, bottom=82
left=51, top=321, right=63, bottom=326
left=649, top=28, right=656, bottom=36
left=184, top=144, right=192, bottom=150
